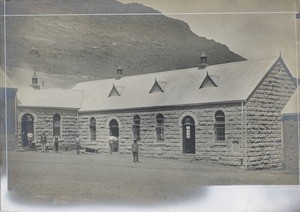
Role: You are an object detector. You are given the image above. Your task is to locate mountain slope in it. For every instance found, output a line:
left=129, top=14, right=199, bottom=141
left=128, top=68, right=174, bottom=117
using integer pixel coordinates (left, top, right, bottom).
left=5, top=0, right=245, bottom=86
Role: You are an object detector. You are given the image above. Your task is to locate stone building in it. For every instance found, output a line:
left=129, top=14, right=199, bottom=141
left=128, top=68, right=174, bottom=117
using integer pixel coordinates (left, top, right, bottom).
left=16, top=73, right=83, bottom=149
left=16, top=55, right=297, bottom=169
left=281, top=87, right=299, bottom=170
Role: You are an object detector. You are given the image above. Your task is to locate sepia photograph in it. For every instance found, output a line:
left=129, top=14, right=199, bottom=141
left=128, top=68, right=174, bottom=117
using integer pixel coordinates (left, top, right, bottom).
left=0, top=0, right=300, bottom=211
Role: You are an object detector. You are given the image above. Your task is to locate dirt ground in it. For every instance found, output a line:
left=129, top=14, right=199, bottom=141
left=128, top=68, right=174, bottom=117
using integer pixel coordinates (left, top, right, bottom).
left=4, top=150, right=299, bottom=209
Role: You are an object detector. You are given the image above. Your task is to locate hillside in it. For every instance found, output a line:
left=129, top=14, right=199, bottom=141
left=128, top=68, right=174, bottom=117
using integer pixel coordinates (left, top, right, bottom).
left=4, top=0, right=245, bottom=87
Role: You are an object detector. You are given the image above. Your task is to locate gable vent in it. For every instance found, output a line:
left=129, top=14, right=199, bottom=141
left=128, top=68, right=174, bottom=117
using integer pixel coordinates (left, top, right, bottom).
left=150, top=78, right=166, bottom=93
left=199, top=72, right=217, bottom=89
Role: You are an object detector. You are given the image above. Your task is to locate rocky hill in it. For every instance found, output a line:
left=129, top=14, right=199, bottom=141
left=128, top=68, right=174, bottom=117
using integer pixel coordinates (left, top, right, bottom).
left=4, top=0, right=245, bottom=87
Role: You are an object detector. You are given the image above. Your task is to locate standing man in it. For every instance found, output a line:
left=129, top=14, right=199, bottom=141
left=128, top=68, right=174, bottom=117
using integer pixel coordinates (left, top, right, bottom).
left=75, top=135, right=81, bottom=155
left=53, top=134, right=60, bottom=153
left=131, top=138, right=140, bottom=163
left=41, top=133, right=47, bottom=152
left=27, top=130, right=33, bottom=149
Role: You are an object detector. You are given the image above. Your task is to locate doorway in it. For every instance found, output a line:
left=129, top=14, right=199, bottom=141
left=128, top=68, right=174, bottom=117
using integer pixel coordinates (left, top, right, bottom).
left=182, top=116, right=195, bottom=154
left=21, top=113, right=34, bottom=147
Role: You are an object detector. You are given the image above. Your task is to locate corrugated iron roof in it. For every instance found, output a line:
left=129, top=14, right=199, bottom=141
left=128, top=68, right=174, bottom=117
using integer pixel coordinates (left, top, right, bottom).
left=281, top=87, right=299, bottom=114
left=17, top=86, right=83, bottom=109
left=73, top=57, right=285, bottom=112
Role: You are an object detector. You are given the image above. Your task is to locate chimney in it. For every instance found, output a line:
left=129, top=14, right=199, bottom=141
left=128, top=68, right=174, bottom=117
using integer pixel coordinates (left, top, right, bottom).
left=115, top=65, right=123, bottom=80
left=198, top=52, right=208, bottom=69
left=31, top=71, right=40, bottom=89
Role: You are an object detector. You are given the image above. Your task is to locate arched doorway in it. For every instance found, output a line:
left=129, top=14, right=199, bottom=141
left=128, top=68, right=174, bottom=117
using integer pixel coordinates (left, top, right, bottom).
left=21, top=113, right=34, bottom=147
left=182, top=116, right=195, bottom=154
left=109, top=119, right=119, bottom=138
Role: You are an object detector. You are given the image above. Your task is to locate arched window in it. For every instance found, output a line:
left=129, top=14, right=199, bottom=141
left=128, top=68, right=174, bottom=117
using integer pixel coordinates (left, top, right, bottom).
left=53, top=114, right=61, bottom=137
left=90, top=117, right=96, bottom=140
left=214, top=111, right=225, bottom=142
left=133, top=115, right=140, bottom=141
left=109, top=119, right=119, bottom=138
left=156, top=114, right=164, bottom=142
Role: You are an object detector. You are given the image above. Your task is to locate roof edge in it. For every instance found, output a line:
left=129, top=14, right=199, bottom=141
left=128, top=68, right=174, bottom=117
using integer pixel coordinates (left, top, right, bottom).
left=18, top=105, right=80, bottom=110
left=78, top=99, right=245, bottom=113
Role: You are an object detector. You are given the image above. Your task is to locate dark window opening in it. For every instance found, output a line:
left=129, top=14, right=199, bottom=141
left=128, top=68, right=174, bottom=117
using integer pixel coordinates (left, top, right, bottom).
left=90, top=117, right=96, bottom=140
left=133, top=115, right=141, bottom=141
left=214, top=111, right=225, bottom=142
left=53, top=114, right=61, bottom=137
left=156, top=114, right=164, bottom=142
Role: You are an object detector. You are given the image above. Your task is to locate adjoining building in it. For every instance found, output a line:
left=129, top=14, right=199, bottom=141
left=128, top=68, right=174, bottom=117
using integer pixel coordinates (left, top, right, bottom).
left=16, top=72, right=83, bottom=150
left=16, top=55, right=297, bottom=169
left=0, top=70, right=18, bottom=150
left=281, top=87, right=299, bottom=170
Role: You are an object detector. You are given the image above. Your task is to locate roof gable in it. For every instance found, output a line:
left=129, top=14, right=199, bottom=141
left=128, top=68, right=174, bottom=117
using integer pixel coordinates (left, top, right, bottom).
left=199, top=73, right=217, bottom=88
left=108, top=84, right=121, bottom=97
left=149, top=79, right=165, bottom=93
left=245, top=56, right=297, bottom=102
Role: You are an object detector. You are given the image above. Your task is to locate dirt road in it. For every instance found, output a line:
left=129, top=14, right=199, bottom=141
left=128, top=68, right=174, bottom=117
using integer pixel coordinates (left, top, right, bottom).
left=5, top=150, right=299, bottom=208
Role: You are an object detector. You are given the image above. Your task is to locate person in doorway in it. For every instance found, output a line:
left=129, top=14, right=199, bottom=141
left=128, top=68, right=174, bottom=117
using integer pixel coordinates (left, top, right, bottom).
left=53, top=134, right=60, bottom=153
left=27, top=130, right=33, bottom=149
left=131, top=138, right=140, bottom=163
left=75, top=135, right=81, bottom=155
left=41, top=133, right=47, bottom=152
left=31, top=134, right=37, bottom=151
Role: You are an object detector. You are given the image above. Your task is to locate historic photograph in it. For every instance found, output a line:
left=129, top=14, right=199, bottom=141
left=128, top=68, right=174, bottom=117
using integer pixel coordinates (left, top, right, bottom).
left=1, top=0, right=300, bottom=211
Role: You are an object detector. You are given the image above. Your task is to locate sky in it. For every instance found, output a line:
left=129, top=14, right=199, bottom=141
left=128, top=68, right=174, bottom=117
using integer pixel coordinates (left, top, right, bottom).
left=120, top=0, right=300, bottom=76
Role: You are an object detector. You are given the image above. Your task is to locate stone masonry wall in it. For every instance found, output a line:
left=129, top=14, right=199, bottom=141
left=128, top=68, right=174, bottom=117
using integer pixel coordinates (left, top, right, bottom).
left=79, top=103, right=244, bottom=166
left=245, top=61, right=296, bottom=169
left=17, top=107, right=78, bottom=150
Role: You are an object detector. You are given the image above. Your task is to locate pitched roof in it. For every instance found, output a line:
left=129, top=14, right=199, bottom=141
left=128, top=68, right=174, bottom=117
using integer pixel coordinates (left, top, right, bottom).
left=281, top=87, right=299, bottom=115
left=72, top=56, right=292, bottom=112
left=17, top=86, right=83, bottom=109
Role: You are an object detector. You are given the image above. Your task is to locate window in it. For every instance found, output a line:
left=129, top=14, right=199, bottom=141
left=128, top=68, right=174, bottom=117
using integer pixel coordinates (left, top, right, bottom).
left=133, top=115, right=141, bottom=141
left=109, top=119, right=119, bottom=138
left=156, top=114, right=164, bottom=142
left=214, top=111, right=225, bottom=142
left=90, top=117, right=96, bottom=140
left=53, top=114, right=61, bottom=137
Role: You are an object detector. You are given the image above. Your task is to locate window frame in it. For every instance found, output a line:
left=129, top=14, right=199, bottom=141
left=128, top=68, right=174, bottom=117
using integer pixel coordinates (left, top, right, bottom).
left=214, top=111, right=225, bottom=142
left=156, top=114, right=165, bottom=142
left=90, top=117, right=96, bottom=141
left=53, top=114, right=61, bottom=137
left=133, top=115, right=141, bottom=141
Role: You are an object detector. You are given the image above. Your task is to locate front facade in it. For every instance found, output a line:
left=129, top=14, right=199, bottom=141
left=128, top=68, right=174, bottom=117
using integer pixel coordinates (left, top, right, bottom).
left=16, top=56, right=297, bottom=169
